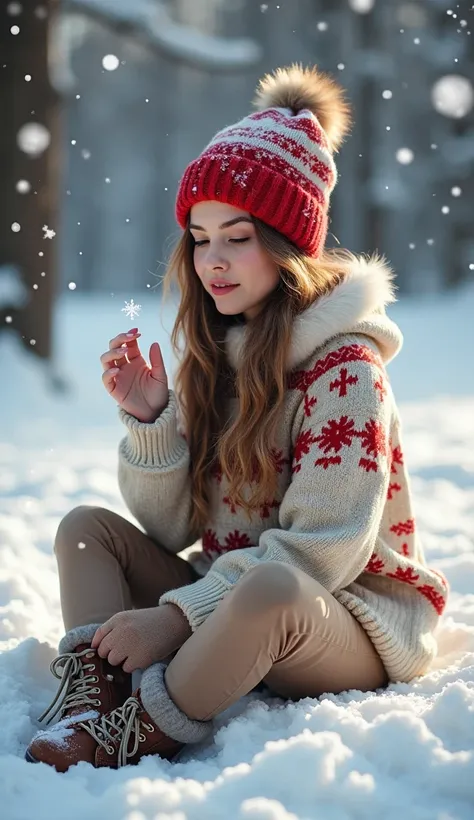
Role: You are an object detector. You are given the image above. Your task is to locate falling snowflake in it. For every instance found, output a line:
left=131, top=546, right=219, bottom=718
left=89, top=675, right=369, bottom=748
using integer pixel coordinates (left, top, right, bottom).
left=121, top=299, right=142, bottom=320
left=42, top=224, right=56, bottom=239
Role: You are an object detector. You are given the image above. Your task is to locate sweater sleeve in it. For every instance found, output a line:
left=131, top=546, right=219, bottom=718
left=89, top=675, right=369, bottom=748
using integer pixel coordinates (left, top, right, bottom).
left=117, top=390, right=197, bottom=554
left=160, top=354, right=392, bottom=629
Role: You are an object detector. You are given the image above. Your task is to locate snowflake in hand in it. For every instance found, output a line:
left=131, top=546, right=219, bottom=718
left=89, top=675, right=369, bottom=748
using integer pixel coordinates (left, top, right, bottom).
left=42, top=224, right=56, bottom=239
left=121, top=299, right=142, bottom=320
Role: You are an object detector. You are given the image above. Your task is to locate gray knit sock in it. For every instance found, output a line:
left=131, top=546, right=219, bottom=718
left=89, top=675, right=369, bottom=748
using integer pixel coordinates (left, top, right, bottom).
left=140, top=662, right=213, bottom=745
left=58, top=623, right=102, bottom=655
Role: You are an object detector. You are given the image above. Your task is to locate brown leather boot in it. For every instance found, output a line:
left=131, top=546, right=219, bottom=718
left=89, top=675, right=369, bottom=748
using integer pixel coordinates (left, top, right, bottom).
left=25, top=688, right=183, bottom=772
left=25, top=643, right=132, bottom=764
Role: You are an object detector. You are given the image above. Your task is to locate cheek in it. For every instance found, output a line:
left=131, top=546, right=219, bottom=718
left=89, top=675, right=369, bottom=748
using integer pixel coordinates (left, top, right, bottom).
left=239, top=250, right=279, bottom=293
left=193, top=250, right=205, bottom=279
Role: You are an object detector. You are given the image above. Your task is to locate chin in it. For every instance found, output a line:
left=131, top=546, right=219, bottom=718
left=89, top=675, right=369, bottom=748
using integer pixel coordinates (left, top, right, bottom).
left=215, top=302, right=246, bottom=316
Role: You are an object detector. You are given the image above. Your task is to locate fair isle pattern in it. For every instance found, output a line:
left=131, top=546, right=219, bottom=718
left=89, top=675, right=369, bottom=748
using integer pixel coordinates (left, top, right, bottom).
left=184, top=342, right=448, bottom=627
left=175, top=107, right=338, bottom=257
left=210, top=111, right=336, bottom=192
left=287, top=343, right=385, bottom=392
left=119, top=325, right=449, bottom=683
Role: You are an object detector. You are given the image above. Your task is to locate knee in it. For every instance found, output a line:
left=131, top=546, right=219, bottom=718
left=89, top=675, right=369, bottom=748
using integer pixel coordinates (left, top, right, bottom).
left=229, top=562, right=303, bottom=615
left=54, top=505, right=108, bottom=554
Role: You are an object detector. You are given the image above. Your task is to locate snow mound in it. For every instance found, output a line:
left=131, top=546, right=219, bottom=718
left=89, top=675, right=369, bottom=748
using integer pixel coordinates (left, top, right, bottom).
left=1, top=288, right=473, bottom=818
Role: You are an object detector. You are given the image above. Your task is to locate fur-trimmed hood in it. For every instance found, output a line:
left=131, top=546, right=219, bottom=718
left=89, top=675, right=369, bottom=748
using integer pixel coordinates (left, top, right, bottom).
left=225, top=255, right=403, bottom=371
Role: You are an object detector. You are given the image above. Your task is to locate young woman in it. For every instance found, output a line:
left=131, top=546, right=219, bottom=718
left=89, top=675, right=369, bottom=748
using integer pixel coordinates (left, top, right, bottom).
left=26, top=64, right=448, bottom=771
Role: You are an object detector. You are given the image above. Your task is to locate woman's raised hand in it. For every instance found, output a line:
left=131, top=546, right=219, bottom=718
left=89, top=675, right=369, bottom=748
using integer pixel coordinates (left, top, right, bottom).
left=101, top=328, right=169, bottom=422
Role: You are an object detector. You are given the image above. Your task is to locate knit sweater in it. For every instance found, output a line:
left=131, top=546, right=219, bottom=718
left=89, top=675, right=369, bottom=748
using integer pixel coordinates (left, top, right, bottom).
left=117, top=257, right=449, bottom=684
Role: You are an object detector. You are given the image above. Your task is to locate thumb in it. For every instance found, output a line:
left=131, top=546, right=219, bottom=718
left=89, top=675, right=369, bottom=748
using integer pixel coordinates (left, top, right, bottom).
left=149, top=342, right=166, bottom=379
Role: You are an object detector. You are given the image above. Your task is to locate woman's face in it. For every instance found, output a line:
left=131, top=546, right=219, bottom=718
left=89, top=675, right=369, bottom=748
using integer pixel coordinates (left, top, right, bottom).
left=190, top=201, right=280, bottom=321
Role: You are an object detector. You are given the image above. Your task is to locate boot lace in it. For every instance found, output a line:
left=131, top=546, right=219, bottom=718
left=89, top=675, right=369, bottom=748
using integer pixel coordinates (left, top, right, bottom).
left=77, top=696, right=155, bottom=768
left=39, top=648, right=102, bottom=725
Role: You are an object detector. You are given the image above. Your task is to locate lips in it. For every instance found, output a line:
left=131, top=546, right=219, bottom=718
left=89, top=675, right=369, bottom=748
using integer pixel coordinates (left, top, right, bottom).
left=210, top=283, right=240, bottom=296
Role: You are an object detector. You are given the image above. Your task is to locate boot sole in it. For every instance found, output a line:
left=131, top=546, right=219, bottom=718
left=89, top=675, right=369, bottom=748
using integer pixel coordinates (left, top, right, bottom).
left=25, top=749, right=40, bottom=764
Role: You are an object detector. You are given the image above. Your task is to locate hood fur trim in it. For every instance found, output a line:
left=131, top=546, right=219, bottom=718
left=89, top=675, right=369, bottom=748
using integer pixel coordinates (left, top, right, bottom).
left=225, top=255, right=402, bottom=371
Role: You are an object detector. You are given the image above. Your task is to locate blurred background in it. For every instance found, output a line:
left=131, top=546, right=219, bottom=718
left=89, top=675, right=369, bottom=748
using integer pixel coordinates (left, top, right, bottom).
left=0, top=0, right=473, bottom=387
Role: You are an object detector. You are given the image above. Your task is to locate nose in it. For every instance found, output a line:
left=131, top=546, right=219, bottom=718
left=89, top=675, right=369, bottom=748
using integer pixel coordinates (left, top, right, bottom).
left=205, top=247, right=230, bottom=272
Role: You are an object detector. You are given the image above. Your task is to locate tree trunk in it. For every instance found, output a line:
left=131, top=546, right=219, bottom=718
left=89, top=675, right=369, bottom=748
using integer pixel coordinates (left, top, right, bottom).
left=0, top=0, right=61, bottom=361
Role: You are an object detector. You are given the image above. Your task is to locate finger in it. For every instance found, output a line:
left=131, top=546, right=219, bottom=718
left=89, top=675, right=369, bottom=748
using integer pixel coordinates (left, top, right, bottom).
left=107, top=648, right=128, bottom=667
left=102, top=367, right=120, bottom=394
left=100, top=345, right=129, bottom=372
left=108, top=329, right=141, bottom=351
left=91, top=618, right=115, bottom=647
left=96, top=633, right=115, bottom=659
left=109, top=327, right=142, bottom=358
left=125, top=335, right=142, bottom=362
left=149, top=342, right=165, bottom=380
left=122, top=657, right=137, bottom=674
left=91, top=624, right=109, bottom=649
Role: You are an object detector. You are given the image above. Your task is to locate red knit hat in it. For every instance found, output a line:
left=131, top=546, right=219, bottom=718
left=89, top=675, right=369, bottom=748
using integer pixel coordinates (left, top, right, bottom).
left=175, top=64, right=352, bottom=258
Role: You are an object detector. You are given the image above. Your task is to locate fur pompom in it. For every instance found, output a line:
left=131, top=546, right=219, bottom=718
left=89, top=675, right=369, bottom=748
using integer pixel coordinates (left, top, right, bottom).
left=253, top=63, right=352, bottom=152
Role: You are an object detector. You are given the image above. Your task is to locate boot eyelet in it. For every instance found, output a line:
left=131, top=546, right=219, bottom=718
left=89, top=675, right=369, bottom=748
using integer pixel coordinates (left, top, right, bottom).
left=91, top=687, right=101, bottom=694
left=94, top=699, right=102, bottom=706
left=138, top=733, right=147, bottom=743
left=106, top=744, right=115, bottom=755
left=85, top=652, right=95, bottom=659
left=143, top=722, right=155, bottom=733
left=91, top=676, right=99, bottom=683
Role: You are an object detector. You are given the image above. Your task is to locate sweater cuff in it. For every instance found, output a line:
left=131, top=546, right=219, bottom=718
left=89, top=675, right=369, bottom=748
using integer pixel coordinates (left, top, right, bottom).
left=159, top=572, right=231, bottom=632
left=118, top=390, right=187, bottom=469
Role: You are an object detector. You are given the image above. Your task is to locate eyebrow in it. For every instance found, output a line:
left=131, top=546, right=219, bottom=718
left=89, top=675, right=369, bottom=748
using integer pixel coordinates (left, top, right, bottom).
left=189, top=216, right=253, bottom=231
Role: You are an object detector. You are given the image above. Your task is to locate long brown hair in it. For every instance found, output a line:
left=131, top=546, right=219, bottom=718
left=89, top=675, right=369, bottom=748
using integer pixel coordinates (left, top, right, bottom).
left=162, top=217, right=359, bottom=533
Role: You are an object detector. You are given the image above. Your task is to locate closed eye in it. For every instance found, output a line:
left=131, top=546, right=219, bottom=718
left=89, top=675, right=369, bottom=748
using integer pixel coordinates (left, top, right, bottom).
left=193, top=238, right=250, bottom=247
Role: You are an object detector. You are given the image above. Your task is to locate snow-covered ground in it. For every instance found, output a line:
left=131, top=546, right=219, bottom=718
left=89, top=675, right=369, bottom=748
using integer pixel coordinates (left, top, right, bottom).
left=1, top=284, right=474, bottom=820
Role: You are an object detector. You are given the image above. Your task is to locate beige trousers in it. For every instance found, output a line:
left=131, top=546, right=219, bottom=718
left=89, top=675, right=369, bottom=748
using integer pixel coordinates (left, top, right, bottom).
left=54, top=506, right=388, bottom=722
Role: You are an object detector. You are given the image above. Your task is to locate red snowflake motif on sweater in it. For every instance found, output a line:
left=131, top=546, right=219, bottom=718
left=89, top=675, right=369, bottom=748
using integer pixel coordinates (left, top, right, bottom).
left=260, top=499, right=281, bottom=519
left=374, top=375, right=388, bottom=402
left=223, top=496, right=240, bottom=514
left=417, top=584, right=446, bottom=615
left=303, top=394, right=317, bottom=417
left=386, top=566, right=420, bottom=584
left=316, top=416, right=357, bottom=454
left=365, top=554, right=384, bottom=574
left=224, top=530, right=252, bottom=551
left=390, top=519, right=415, bottom=537
left=390, top=444, right=404, bottom=475
left=329, top=367, right=358, bottom=397
left=202, top=529, right=222, bottom=556
left=387, top=483, right=402, bottom=500
left=249, top=449, right=289, bottom=483
left=355, top=418, right=387, bottom=473
left=288, top=344, right=384, bottom=394
left=356, top=419, right=387, bottom=458
left=271, top=448, right=290, bottom=474
left=313, top=416, right=357, bottom=470
left=292, top=428, right=319, bottom=473
left=210, top=461, right=223, bottom=483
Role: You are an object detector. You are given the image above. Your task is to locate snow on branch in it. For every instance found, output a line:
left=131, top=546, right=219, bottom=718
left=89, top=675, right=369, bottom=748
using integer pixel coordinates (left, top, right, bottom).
left=65, top=0, right=262, bottom=69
